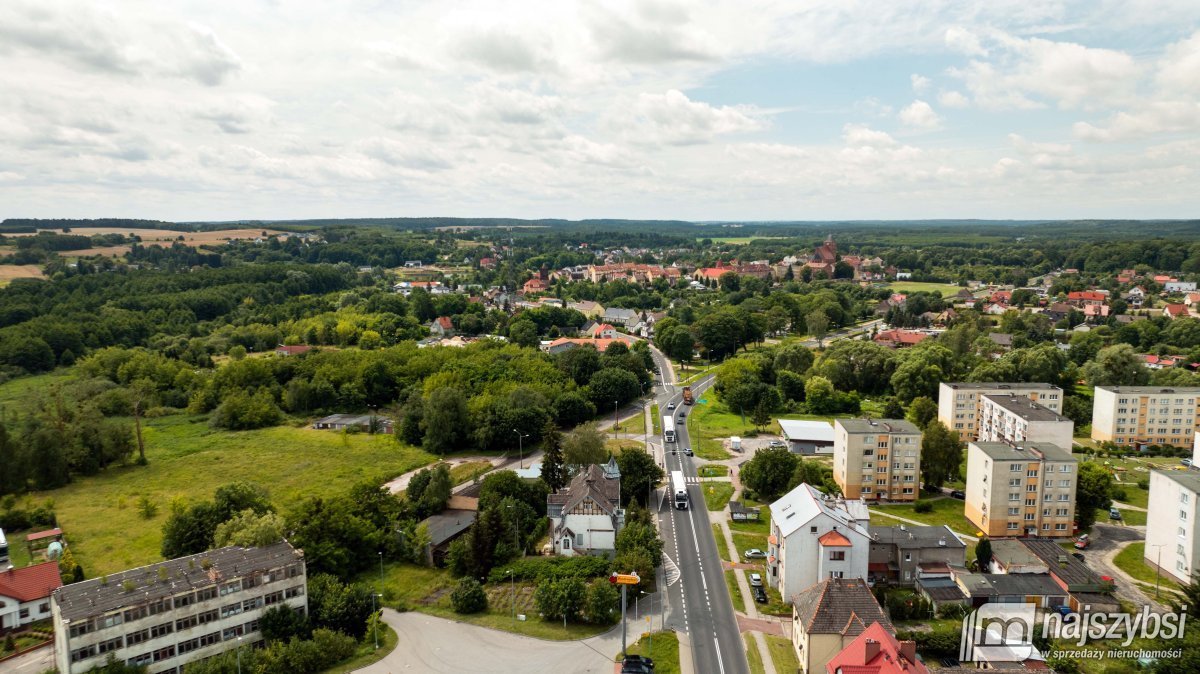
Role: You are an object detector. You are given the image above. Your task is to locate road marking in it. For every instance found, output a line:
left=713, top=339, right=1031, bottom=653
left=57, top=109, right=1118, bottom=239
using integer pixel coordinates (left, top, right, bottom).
left=714, top=636, right=727, bottom=674
left=663, top=554, right=681, bottom=586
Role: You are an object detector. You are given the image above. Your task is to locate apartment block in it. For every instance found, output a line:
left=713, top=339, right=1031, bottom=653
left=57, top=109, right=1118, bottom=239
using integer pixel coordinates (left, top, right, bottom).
left=1091, top=386, right=1200, bottom=447
left=1145, top=468, right=1200, bottom=585
left=978, top=393, right=1074, bottom=449
left=52, top=542, right=306, bottom=674
left=938, top=383, right=1063, bottom=442
left=964, top=442, right=1077, bottom=538
left=834, top=418, right=922, bottom=502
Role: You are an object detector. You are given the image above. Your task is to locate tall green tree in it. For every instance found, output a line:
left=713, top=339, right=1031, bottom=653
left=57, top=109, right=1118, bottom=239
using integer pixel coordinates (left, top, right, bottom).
left=615, top=447, right=664, bottom=507
left=562, top=424, right=609, bottom=467
left=1082, top=343, right=1151, bottom=387
left=975, top=537, right=993, bottom=572
left=906, top=396, right=938, bottom=430
left=540, top=420, right=567, bottom=492
left=422, top=386, right=469, bottom=454
left=919, top=421, right=963, bottom=489
left=806, top=310, right=830, bottom=347
left=1075, top=462, right=1114, bottom=530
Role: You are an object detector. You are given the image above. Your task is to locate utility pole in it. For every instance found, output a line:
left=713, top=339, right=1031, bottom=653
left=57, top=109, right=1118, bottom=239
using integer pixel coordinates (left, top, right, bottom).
left=512, top=429, right=528, bottom=469
left=613, top=400, right=619, bottom=436
left=1153, top=543, right=1164, bottom=598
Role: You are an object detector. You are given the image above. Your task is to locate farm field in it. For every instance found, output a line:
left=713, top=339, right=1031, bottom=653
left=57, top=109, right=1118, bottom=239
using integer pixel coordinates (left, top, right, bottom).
left=20, top=414, right=434, bottom=576
left=884, top=281, right=963, bottom=297
left=11, top=227, right=287, bottom=257
left=0, top=264, right=45, bottom=283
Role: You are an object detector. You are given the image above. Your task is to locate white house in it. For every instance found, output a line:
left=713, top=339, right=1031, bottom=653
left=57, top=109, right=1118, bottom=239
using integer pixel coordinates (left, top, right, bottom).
left=1165, top=281, right=1197, bottom=293
left=1145, top=435, right=1200, bottom=585
left=767, top=484, right=871, bottom=599
left=546, top=460, right=624, bottom=557
left=0, top=561, right=62, bottom=630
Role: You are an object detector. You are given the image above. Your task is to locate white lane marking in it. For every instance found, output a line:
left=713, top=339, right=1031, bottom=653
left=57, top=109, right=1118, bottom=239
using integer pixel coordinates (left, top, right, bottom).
left=715, top=636, right=727, bottom=674
left=686, top=510, right=708, bottom=591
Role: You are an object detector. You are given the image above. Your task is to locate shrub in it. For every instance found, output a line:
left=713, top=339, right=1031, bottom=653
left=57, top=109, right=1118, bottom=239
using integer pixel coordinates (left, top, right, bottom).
left=450, top=578, right=488, bottom=614
left=584, top=579, right=620, bottom=624
left=486, top=555, right=611, bottom=583
left=913, top=500, right=933, bottom=514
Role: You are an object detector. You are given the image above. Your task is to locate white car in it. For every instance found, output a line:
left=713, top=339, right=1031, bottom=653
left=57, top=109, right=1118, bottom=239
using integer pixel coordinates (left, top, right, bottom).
left=749, top=573, right=763, bottom=587
left=667, top=403, right=676, bottom=410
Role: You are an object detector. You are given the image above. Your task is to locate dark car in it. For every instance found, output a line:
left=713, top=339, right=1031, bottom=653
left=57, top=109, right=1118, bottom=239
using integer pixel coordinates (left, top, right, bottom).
left=753, top=585, right=768, bottom=603
left=1071, top=552, right=1085, bottom=562
left=622, top=655, right=655, bottom=674
left=950, top=490, right=966, bottom=500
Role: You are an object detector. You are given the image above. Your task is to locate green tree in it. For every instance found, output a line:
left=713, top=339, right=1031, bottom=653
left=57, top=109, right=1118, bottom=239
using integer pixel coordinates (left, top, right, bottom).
left=976, top=537, right=993, bottom=572
left=450, top=577, right=488, bottom=614
left=422, top=386, right=469, bottom=454
left=534, top=576, right=586, bottom=622
left=259, top=604, right=311, bottom=643
left=806, top=310, right=830, bottom=347
left=212, top=509, right=285, bottom=548
left=1082, top=343, right=1151, bottom=387
left=584, top=578, right=620, bottom=624
left=751, top=400, right=772, bottom=430
left=562, top=423, right=608, bottom=467
left=657, top=326, right=696, bottom=369
left=586, top=367, right=640, bottom=410
left=508, top=319, right=539, bottom=348
left=540, top=420, right=567, bottom=492
left=919, top=421, right=963, bottom=489
left=906, top=396, right=938, bottom=430
left=1075, top=462, right=1114, bottom=530
left=740, top=446, right=800, bottom=501
left=616, top=447, right=664, bottom=507
left=804, top=375, right=837, bottom=415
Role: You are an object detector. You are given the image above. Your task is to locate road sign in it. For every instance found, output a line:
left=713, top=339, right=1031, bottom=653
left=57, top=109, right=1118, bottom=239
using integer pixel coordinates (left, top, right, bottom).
left=609, top=572, right=641, bottom=585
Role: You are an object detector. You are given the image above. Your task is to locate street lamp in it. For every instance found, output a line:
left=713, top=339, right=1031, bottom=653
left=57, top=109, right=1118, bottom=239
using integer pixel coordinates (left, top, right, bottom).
left=512, top=429, right=528, bottom=469
left=613, top=400, right=619, bottom=436
left=371, top=592, right=383, bottom=649
left=378, top=550, right=384, bottom=595
left=1152, top=543, right=1165, bottom=598
left=506, top=504, right=519, bottom=559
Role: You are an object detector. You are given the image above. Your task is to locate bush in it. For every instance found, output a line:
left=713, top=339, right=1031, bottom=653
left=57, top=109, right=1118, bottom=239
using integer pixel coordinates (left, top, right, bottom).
left=486, top=555, right=611, bottom=583
left=1112, top=488, right=1127, bottom=502
left=450, top=578, right=488, bottom=614
left=913, top=500, right=933, bottom=514
left=1137, top=479, right=1150, bottom=490
left=584, top=578, right=620, bottom=625
left=209, top=389, right=283, bottom=430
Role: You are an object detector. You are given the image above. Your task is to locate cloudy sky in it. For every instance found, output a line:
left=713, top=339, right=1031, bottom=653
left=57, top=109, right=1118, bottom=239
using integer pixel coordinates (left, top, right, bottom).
left=1, top=0, right=1199, bottom=221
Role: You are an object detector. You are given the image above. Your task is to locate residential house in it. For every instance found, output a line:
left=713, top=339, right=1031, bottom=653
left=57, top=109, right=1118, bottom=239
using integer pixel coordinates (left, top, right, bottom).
left=955, top=572, right=1067, bottom=609
left=964, top=441, right=1077, bottom=538
left=522, top=278, right=549, bottom=294
left=0, top=562, right=62, bottom=631
left=937, top=382, right=1064, bottom=442
left=1166, top=281, right=1197, bottom=293
left=311, top=413, right=393, bottom=434
left=429, top=316, right=455, bottom=337
left=543, top=336, right=633, bottom=355
left=872, top=329, right=930, bottom=349
left=1164, top=303, right=1189, bottom=319
left=567, top=300, right=605, bottom=318
left=1090, top=385, right=1200, bottom=446
left=982, top=303, right=1009, bottom=316
left=546, top=462, right=624, bottom=557
left=833, top=418, right=921, bottom=502
left=778, top=419, right=835, bottom=455
left=824, top=621, right=926, bottom=674
left=602, top=307, right=639, bottom=328
left=419, top=510, right=477, bottom=566
left=585, top=323, right=617, bottom=339
left=1124, top=287, right=1147, bottom=308
left=1066, top=290, right=1108, bottom=307
left=274, top=344, right=312, bottom=356
left=790, top=578, right=891, bottom=674
left=1144, top=354, right=1184, bottom=370
left=51, top=541, right=306, bottom=674
left=867, top=525, right=965, bottom=586
left=986, top=332, right=1013, bottom=350
left=978, top=393, right=1075, bottom=449
left=1006, top=538, right=1118, bottom=612
left=1185, top=292, right=1200, bottom=308
left=767, top=484, right=871, bottom=599
left=1044, top=302, right=1073, bottom=323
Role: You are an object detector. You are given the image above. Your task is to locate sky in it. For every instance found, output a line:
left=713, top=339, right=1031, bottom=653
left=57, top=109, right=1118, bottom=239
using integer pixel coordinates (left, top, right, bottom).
left=1, top=0, right=1199, bottom=222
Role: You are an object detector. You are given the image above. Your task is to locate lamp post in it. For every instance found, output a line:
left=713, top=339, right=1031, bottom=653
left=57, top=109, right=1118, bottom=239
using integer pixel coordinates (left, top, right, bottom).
left=1152, top=543, right=1165, bottom=598
left=372, top=592, right=383, bottom=649
left=613, top=400, right=619, bottom=435
left=513, top=429, right=528, bottom=469
left=506, top=504, right=519, bottom=559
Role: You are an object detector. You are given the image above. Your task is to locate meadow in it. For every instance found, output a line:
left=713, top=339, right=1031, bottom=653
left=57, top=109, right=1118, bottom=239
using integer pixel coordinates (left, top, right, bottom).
left=883, top=281, right=963, bottom=297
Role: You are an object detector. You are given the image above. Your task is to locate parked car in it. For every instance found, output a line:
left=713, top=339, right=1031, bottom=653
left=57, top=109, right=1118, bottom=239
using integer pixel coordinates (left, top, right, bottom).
left=749, top=573, right=763, bottom=587
left=950, top=490, right=966, bottom=500
left=753, top=585, right=768, bottom=603
left=1183, top=458, right=1193, bottom=467
left=684, top=447, right=693, bottom=456
left=744, top=549, right=767, bottom=559
left=768, top=440, right=786, bottom=448
left=667, top=403, right=676, bottom=410
left=1071, top=552, right=1085, bottom=562
left=622, top=655, right=655, bottom=674
left=1109, top=508, right=1123, bottom=521
left=1073, top=534, right=1090, bottom=549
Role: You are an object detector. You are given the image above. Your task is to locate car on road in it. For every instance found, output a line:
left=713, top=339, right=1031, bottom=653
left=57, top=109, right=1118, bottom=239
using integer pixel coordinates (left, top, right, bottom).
left=749, top=572, right=763, bottom=587
left=950, top=490, right=966, bottom=499
left=1071, top=552, right=1086, bottom=562
left=744, top=549, right=766, bottom=559
left=621, top=655, right=655, bottom=674
left=667, top=403, right=676, bottom=410
left=1109, top=508, right=1123, bottom=521
left=768, top=440, right=786, bottom=448
left=1073, top=534, right=1090, bottom=549
left=684, top=447, right=693, bottom=456
left=677, top=414, right=685, bottom=422
left=753, top=585, right=768, bottom=603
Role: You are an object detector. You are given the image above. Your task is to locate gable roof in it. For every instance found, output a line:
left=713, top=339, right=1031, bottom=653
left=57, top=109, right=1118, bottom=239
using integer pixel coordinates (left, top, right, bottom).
left=435, top=316, right=454, bottom=330
left=770, top=484, right=869, bottom=540
left=793, top=578, right=892, bottom=636
left=0, top=561, right=62, bottom=603
left=548, top=464, right=620, bottom=515
left=825, top=621, right=927, bottom=674
left=818, top=530, right=853, bottom=547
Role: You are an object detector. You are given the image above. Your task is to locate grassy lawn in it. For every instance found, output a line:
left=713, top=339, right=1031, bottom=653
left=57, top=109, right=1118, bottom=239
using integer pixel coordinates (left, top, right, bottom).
left=1103, top=507, right=1146, bottom=526
left=318, top=624, right=397, bottom=674
left=4, top=532, right=35, bottom=569
left=449, top=460, right=493, bottom=486
left=1113, top=542, right=1181, bottom=592
left=21, top=414, right=436, bottom=576
left=1114, top=483, right=1150, bottom=509
left=724, top=571, right=745, bottom=611
left=884, top=281, right=962, bottom=298
left=369, top=562, right=453, bottom=607
left=732, top=532, right=768, bottom=558
left=729, top=509, right=771, bottom=537
left=745, top=634, right=766, bottom=674
left=765, top=635, right=799, bottom=673
left=618, top=631, right=680, bottom=674
left=712, top=524, right=732, bottom=562
left=616, top=410, right=647, bottom=436
left=698, top=464, right=730, bottom=477
left=702, top=482, right=735, bottom=511
left=651, top=405, right=661, bottom=433
left=607, top=438, right=645, bottom=454
left=0, top=369, right=75, bottom=412
left=687, top=395, right=755, bottom=460
left=419, top=594, right=610, bottom=641
left=870, top=498, right=978, bottom=538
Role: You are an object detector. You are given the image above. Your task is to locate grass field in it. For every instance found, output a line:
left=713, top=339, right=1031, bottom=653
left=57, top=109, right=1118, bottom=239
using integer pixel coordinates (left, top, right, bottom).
left=23, top=415, right=435, bottom=576
left=0, top=264, right=45, bottom=283
left=686, top=396, right=752, bottom=460
left=1113, top=542, right=1181, bottom=592
left=0, top=369, right=75, bottom=412
left=884, top=281, right=963, bottom=298
left=449, top=460, right=493, bottom=486
left=698, top=465, right=729, bottom=478
left=745, top=634, right=766, bottom=674
left=732, top=532, right=767, bottom=558
left=725, top=571, right=744, bottom=611
left=870, top=497, right=978, bottom=538
left=765, top=635, right=799, bottom=673
left=702, top=482, right=735, bottom=511
left=619, top=631, right=680, bottom=674
left=1103, top=507, right=1147, bottom=526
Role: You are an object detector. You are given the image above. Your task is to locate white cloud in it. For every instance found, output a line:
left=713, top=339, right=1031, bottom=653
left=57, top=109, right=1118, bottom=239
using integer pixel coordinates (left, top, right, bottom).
left=842, top=124, right=898, bottom=148
left=898, top=100, right=941, bottom=129
left=1155, top=30, right=1200, bottom=96
left=613, top=89, right=763, bottom=145
left=1073, top=102, right=1200, bottom=141
left=910, top=73, right=931, bottom=93
left=944, top=27, right=987, bottom=56
left=937, top=90, right=970, bottom=108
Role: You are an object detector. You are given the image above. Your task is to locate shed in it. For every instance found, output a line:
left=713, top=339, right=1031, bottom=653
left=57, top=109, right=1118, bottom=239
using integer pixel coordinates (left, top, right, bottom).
left=778, top=419, right=835, bottom=455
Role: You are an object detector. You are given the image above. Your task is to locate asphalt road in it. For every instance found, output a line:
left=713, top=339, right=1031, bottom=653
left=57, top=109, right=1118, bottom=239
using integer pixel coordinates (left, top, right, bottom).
left=650, top=349, right=749, bottom=674
left=1084, top=523, right=1166, bottom=610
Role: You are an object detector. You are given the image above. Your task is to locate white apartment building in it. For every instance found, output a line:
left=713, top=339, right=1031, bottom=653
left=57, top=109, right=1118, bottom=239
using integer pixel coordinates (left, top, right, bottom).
left=964, top=442, right=1077, bottom=539
left=1091, top=386, right=1200, bottom=447
left=52, top=541, right=306, bottom=674
left=938, top=383, right=1064, bottom=442
left=833, top=418, right=922, bottom=502
left=1145, top=467, right=1200, bottom=585
left=978, top=393, right=1074, bottom=449
left=767, top=484, right=871, bottom=599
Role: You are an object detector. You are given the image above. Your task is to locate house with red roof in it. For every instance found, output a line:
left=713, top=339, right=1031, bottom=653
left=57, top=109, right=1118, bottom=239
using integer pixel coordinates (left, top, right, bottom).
left=873, top=329, right=930, bottom=349
left=429, top=316, right=455, bottom=337
left=274, top=344, right=312, bottom=356
left=522, top=278, right=549, bottom=294
left=1067, top=290, right=1108, bottom=306
left=0, top=561, right=62, bottom=629
left=825, top=621, right=926, bottom=674
left=1164, top=303, right=1189, bottom=319
left=1143, top=354, right=1184, bottom=370
left=990, top=290, right=1012, bottom=305
left=586, top=323, right=617, bottom=339
left=791, top=578, right=892, bottom=674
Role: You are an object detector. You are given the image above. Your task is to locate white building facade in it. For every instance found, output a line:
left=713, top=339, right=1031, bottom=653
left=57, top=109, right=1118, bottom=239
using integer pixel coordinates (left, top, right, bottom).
left=1145, top=467, right=1200, bottom=585
left=767, top=484, right=871, bottom=599
left=978, top=393, right=1074, bottom=449
left=1091, top=386, right=1200, bottom=447
left=938, top=383, right=1063, bottom=442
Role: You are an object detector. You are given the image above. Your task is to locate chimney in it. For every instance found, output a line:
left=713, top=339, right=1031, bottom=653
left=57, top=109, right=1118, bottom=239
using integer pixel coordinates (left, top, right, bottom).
left=938, top=537, right=946, bottom=547
left=863, top=639, right=881, bottom=663
left=899, top=640, right=917, bottom=662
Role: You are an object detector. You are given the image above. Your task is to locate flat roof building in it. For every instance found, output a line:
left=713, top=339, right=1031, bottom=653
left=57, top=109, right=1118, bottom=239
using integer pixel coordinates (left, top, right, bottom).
left=938, top=383, right=1063, bottom=442
left=833, top=419, right=921, bottom=502
left=1145, top=468, right=1200, bottom=585
left=964, top=442, right=1077, bottom=539
left=1091, top=386, right=1200, bottom=448
left=979, top=393, right=1074, bottom=449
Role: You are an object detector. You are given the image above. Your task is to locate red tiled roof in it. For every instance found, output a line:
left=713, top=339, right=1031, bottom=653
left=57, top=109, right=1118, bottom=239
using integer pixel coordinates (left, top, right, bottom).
left=1068, top=291, right=1107, bottom=302
left=818, top=530, right=853, bottom=547
left=275, top=345, right=311, bottom=355
left=25, top=528, right=63, bottom=542
left=825, top=622, right=928, bottom=674
left=0, top=561, right=62, bottom=602
left=1165, top=304, right=1188, bottom=316
left=436, top=316, right=454, bottom=329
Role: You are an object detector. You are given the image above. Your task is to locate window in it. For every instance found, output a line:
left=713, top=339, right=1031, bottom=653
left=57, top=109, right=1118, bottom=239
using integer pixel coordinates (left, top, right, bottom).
left=176, top=615, right=199, bottom=631
left=562, top=538, right=571, bottom=550
left=1055, top=523, right=1067, bottom=530
left=904, top=553, right=912, bottom=562
left=1184, top=493, right=1191, bottom=504
left=1008, top=507, right=1020, bottom=515
left=152, top=646, right=176, bottom=663
left=810, top=526, right=818, bottom=533
left=150, top=622, right=173, bottom=639
left=97, top=612, right=123, bottom=629
left=148, top=598, right=172, bottom=615
left=174, top=592, right=195, bottom=609
left=829, top=571, right=844, bottom=579
left=126, top=629, right=151, bottom=646
left=19, top=607, right=30, bottom=619
left=69, top=620, right=95, bottom=638
left=71, top=645, right=98, bottom=663
left=98, top=637, right=123, bottom=655
left=197, top=586, right=218, bottom=602
left=829, top=551, right=846, bottom=561
left=285, top=585, right=304, bottom=599
left=219, top=580, right=242, bottom=596
left=197, top=609, right=220, bottom=626
left=1007, top=522, right=1020, bottom=530
left=1011, top=464, right=1023, bottom=472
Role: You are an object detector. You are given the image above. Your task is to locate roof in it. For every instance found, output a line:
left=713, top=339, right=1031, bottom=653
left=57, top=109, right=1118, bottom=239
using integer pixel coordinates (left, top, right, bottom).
left=988, top=332, right=1014, bottom=347
left=970, top=441, right=1075, bottom=463
left=984, top=573, right=1066, bottom=597
left=916, top=577, right=966, bottom=601
left=792, top=578, right=892, bottom=636
left=275, top=344, right=312, bottom=355
left=435, top=316, right=454, bottom=329
left=825, top=621, right=927, bottom=674
left=546, top=337, right=630, bottom=353
left=1018, top=539, right=1105, bottom=588
left=1068, top=291, right=1107, bottom=301
left=547, top=464, right=621, bottom=515
left=835, top=418, right=920, bottom=435
left=0, top=561, right=62, bottom=602
left=1165, top=304, right=1188, bottom=316
left=52, top=541, right=302, bottom=622
left=941, top=382, right=1061, bottom=391
left=981, top=394, right=1069, bottom=422
left=1096, top=385, right=1200, bottom=394
left=873, top=329, right=929, bottom=346
left=989, top=539, right=1046, bottom=569
left=26, top=528, right=63, bottom=542
left=778, top=419, right=835, bottom=443
left=769, top=484, right=870, bottom=540
left=420, top=509, right=478, bottom=546
left=818, top=530, right=853, bottom=547
left=868, top=525, right=965, bottom=550
left=1154, top=468, right=1200, bottom=493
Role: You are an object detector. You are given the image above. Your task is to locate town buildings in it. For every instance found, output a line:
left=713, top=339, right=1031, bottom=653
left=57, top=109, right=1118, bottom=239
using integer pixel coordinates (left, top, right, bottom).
left=1091, top=386, right=1200, bottom=447
left=938, top=382, right=1064, bottom=442
left=51, top=541, right=306, bottom=674
left=546, top=460, right=623, bottom=557
left=964, top=442, right=1077, bottom=538
left=767, top=484, right=871, bottom=599
left=823, top=621, right=926, bottom=674
left=791, top=577, right=891, bottom=674
left=0, top=561, right=62, bottom=630
left=978, top=393, right=1074, bottom=448
left=866, top=525, right=965, bottom=586
left=832, top=419, right=921, bottom=502
left=1145, top=465, right=1200, bottom=585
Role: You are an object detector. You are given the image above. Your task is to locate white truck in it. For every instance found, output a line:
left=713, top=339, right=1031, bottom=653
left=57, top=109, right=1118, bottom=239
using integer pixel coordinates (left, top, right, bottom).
left=671, top=470, right=689, bottom=510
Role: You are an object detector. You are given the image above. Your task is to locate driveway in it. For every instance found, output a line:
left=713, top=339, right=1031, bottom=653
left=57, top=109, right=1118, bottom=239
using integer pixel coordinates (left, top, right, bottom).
left=1, top=644, right=54, bottom=674
left=1086, top=524, right=1166, bottom=610
left=357, top=610, right=626, bottom=674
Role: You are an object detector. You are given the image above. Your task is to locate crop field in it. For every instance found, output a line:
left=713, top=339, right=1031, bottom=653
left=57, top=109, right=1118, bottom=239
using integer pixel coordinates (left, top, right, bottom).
left=0, top=264, right=45, bottom=283
left=20, top=415, right=434, bottom=576
left=884, top=281, right=963, bottom=297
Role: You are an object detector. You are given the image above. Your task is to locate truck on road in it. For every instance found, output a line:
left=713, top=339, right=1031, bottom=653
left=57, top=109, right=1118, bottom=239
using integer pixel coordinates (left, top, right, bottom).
left=682, top=386, right=694, bottom=405
left=671, top=470, right=689, bottom=510
left=663, top=416, right=676, bottom=443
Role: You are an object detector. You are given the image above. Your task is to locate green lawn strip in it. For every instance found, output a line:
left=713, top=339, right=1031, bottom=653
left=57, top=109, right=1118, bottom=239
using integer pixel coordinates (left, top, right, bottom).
left=765, top=634, right=800, bottom=673
left=1103, top=507, right=1146, bottom=526
left=702, top=482, right=735, bottom=511
left=732, top=532, right=768, bottom=559
left=712, top=524, right=732, bottom=563
left=617, top=410, right=647, bottom=436
left=745, top=634, right=766, bottom=674
left=651, top=405, right=661, bottom=434
left=1112, top=542, right=1181, bottom=592
left=724, top=570, right=745, bottom=612
left=318, top=624, right=398, bottom=674
left=31, top=414, right=436, bottom=576
left=370, top=562, right=453, bottom=608
left=5, top=533, right=35, bottom=569
left=698, top=464, right=730, bottom=477
left=616, top=631, right=680, bottom=674
left=729, top=510, right=771, bottom=537
left=448, top=460, right=493, bottom=486
left=417, top=604, right=609, bottom=641
left=871, top=498, right=977, bottom=537
left=884, top=281, right=962, bottom=298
